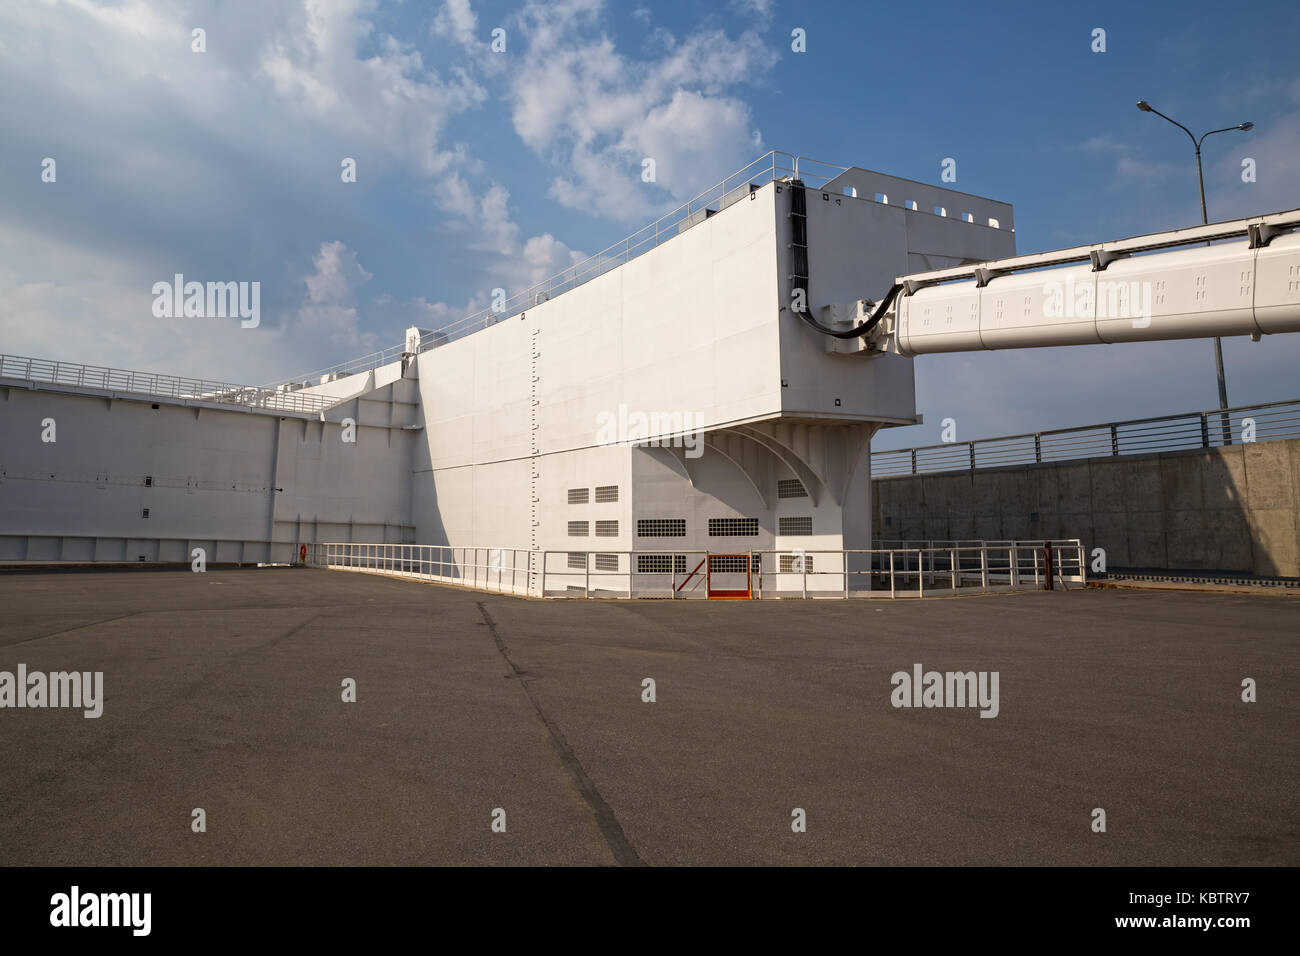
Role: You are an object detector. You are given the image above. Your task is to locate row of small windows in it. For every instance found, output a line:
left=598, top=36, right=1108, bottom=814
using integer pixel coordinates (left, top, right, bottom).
left=568, top=485, right=619, bottom=504
left=568, top=553, right=620, bottom=571
left=568, top=553, right=813, bottom=574
left=633, top=517, right=813, bottom=537
left=778, top=516, right=813, bottom=536
left=568, top=521, right=619, bottom=537
left=707, top=518, right=759, bottom=537
left=636, top=554, right=690, bottom=574
left=779, top=554, right=816, bottom=573
left=636, top=518, right=686, bottom=537
left=776, top=479, right=807, bottom=499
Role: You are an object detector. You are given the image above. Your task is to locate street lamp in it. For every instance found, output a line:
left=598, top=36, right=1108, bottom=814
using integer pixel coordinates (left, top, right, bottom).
left=1136, top=100, right=1253, bottom=443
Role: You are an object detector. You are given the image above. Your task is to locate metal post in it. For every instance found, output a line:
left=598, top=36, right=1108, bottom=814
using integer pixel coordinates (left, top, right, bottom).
left=1200, top=412, right=1210, bottom=448
left=950, top=548, right=957, bottom=591
left=1034, top=433, right=1042, bottom=464
left=917, top=551, right=924, bottom=598
left=1110, top=424, right=1119, bottom=456
left=889, top=550, right=895, bottom=598
left=980, top=546, right=988, bottom=590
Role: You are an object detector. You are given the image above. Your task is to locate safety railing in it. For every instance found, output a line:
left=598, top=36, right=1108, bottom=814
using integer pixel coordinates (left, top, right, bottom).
left=0, top=353, right=336, bottom=415
left=872, top=399, right=1300, bottom=477
left=305, top=540, right=1084, bottom=600
left=263, top=150, right=850, bottom=389
left=305, top=542, right=538, bottom=596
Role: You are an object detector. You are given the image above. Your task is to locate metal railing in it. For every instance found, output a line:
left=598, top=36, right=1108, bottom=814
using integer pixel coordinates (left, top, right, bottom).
left=305, top=539, right=1085, bottom=600
left=0, top=353, right=336, bottom=415
left=305, top=543, right=537, bottom=597
left=872, top=399, right=1300, bottom=478
left=263, top=150, right=850, bottom=389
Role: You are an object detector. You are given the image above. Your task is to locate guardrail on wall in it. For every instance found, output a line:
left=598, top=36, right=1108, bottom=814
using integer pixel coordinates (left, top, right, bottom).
left=0, top=353, right=335, bottom=415
left=872, top=399, right=1300, bottom=478
left=305, top=540, right=1085, bottom=600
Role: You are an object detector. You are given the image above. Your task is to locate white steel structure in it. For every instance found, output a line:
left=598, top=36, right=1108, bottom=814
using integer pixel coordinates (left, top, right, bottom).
left=2, top=151, right=1299, bottom=596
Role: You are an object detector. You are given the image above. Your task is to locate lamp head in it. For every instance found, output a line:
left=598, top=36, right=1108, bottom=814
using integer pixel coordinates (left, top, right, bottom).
left=1136, top=100, right=1153, bottom=112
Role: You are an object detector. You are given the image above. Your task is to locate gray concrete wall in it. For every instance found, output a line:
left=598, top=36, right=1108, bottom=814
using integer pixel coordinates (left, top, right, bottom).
left=873, top=439, right=1300, bottom=577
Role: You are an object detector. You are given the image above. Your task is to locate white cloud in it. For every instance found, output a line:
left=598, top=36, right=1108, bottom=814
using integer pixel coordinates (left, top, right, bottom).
left=506, top=0, right=775, bottom=222
left=431, top=0, right=478, bottom=48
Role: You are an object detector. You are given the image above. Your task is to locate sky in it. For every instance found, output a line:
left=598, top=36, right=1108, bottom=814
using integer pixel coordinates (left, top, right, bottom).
left=2, top=0, right=1298, bottom=448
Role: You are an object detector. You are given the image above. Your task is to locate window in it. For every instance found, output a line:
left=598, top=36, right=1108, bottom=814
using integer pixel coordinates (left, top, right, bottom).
left=568, top=488, right=589, bottom=504
left=708, top=518, right=758, bottom=537
left=567, top=552, right=586, bottom=569
left=594, top=554, right=618, bottom=572
left=595, top=520, right=618, bottom=537
left=141, top=508, right=150, bottom=519
left=777, top=478, right=807, bottom=499
left=709, top=555, right=750, bottom=573
left=595, top=485, right=619, bottom=503
left=779, top=516, right=813, bottom=536
left=637, top=519, right=686, bottom=537
left=636, top=554, right=689, bottom=574
left=779, top=554, right=815, bottom=573
left=567, top=521, right=588, bottom=537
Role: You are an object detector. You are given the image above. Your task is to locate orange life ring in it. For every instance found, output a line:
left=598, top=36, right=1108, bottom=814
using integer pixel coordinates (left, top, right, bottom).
left=299, top=544, right=308, bottom=562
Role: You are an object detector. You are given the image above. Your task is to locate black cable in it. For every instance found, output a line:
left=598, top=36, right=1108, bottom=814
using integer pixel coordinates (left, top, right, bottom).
left=791, top=282, right=903, bottom=339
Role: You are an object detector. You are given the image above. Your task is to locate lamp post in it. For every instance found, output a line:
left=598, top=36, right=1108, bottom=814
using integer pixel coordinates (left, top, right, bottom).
left=1136, top=100, right=1253, bottom=444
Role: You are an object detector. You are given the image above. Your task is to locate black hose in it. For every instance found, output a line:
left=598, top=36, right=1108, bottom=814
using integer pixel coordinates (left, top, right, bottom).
left=791, top=282, right=903, bottom=339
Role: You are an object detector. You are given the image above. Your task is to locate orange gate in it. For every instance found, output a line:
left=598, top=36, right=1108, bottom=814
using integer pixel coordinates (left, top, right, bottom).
left=706, top=553, right=753, bottom=599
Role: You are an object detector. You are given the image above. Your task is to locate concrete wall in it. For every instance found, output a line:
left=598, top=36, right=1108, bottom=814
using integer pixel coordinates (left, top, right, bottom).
left=0, top=374, right=415, bottom=563
left=873, top=439, right=1300, bottom=577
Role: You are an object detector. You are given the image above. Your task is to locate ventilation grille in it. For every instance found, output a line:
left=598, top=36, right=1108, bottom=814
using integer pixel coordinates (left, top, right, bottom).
left=709, top=554, right=750, bottom=573
left=638, top=518, right=686, bottom=537
left=708, top=517, right=758, bottom=537
left=778, top=516, right=813, bottom=536
left=777, top=478, right=807, bottom=499
left=594, top=520, right=618, bottom=537
left=636, top=554, right=689, bottom=574
left=594, top=554, right=618, bottom=572
left=568, top=488, right=589, bottom=504
left=594, top=485, right=619, bottom=503
left=779, top=553, right=815, bottom=573
left=567, top=552, right=586, bottom=569
left=567, top=521, right=589, bottom=537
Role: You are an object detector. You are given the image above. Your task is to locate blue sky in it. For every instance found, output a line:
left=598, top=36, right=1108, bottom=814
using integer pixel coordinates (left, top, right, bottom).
left=2, top=0, right=1298, bottom=447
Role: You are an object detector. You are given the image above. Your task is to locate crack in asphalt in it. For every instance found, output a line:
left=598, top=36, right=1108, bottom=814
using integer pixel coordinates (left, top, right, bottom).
left=476, top=601, right=645, bottom=867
